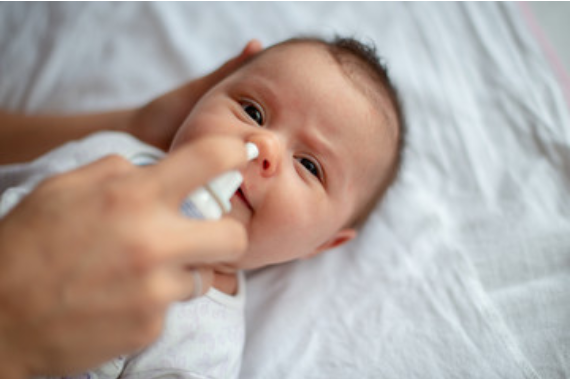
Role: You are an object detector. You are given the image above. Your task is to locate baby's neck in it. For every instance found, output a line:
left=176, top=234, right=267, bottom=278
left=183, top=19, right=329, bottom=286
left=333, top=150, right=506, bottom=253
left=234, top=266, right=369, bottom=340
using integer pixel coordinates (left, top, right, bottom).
left=212, top=271, right=238, bottom=295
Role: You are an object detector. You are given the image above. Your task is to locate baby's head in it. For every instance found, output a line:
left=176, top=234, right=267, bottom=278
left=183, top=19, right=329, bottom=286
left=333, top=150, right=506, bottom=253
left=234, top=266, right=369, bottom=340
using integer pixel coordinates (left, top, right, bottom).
left=171, top=36, right=404, bottom=271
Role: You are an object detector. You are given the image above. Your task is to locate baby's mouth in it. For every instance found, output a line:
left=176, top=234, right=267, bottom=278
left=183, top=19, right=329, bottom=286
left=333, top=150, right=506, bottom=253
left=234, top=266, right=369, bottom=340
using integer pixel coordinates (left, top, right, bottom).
left=235, top=187, right=253, bottom=211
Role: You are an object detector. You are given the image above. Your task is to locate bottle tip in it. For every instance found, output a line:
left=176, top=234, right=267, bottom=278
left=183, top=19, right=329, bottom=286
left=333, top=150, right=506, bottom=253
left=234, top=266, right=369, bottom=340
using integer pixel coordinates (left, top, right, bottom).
left=209, top=170, right=243, bottom=213
left=245, top=142, right=259, bottom=161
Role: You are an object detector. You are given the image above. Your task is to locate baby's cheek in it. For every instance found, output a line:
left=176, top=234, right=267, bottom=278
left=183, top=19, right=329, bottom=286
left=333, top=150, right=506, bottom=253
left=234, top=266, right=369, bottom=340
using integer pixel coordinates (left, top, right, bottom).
left=183, top=110, right=226, bottom=136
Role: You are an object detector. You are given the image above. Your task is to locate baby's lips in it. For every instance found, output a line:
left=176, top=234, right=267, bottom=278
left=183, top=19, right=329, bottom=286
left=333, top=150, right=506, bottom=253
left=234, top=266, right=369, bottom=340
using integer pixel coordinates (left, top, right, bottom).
left=236, top=185, right=253, bottom=211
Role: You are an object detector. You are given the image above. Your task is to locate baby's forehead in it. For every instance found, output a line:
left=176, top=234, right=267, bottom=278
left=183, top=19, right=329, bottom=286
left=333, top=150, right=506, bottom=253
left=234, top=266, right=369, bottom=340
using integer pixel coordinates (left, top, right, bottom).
left=242, top=41, right=397, bottom=126
left=238, top=41, right=334, bottom=76
left=233, top=40, right=401, bottom=223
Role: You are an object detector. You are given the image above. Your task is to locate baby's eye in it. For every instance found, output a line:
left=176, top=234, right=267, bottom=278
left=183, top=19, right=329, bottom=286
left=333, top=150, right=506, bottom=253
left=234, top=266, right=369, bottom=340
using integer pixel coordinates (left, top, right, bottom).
left=241, top=101, right=264, bottom=126
left=298, top=157, right=322, bottom=180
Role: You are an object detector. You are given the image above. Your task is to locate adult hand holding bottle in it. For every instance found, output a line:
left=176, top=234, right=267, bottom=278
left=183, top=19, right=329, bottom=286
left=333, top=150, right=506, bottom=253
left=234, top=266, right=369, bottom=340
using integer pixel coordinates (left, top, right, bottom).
left=0, top=40, right=262, bottom=379
left=0, top=136, right=249, bottom=379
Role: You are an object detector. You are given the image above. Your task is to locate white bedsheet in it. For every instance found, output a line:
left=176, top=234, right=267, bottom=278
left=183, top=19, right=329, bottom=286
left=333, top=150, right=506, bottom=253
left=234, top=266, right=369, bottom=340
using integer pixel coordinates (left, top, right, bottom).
left=0, top=3, right=568, bottom=378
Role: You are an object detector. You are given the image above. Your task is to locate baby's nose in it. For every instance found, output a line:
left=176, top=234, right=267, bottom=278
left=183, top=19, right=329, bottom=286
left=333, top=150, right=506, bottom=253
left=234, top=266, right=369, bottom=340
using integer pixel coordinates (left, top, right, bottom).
left=247, top=133, right=281, bottom=178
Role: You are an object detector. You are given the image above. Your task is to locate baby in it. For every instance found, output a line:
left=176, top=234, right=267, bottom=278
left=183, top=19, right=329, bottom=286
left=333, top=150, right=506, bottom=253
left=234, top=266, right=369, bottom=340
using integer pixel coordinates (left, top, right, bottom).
left=1, top=36, right=404, bottom=378
left=171, top=36, right=404, bottom=294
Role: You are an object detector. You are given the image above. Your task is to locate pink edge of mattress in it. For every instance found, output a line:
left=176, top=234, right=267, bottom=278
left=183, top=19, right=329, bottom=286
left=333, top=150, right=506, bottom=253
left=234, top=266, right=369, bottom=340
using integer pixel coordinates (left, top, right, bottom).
left=518, top=1, right=570, bottom=108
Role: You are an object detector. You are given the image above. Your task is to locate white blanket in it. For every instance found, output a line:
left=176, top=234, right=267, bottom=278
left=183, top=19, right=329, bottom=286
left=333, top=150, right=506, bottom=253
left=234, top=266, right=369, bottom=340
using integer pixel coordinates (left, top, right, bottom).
left=0, top=3, right=568, bottom=378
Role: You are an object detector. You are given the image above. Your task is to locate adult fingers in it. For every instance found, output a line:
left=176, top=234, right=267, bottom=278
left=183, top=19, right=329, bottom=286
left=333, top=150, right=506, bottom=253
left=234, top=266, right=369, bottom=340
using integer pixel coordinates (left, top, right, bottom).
left=159, top=217, right=247, bottom=265
left=160, top=39, right=263, bottom=111
left=41, top=154, right=132, bottom=190
left=147, top=136, right=249, bottom=205
left=200, top=39, right=263, bottom=86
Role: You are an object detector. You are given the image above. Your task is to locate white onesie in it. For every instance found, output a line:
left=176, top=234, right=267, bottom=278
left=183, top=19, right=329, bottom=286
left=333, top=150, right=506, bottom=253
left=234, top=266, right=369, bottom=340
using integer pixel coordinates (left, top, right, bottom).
left=0, top=132, right=246, bottom=379
left=84, top=275, right=245, bottom=379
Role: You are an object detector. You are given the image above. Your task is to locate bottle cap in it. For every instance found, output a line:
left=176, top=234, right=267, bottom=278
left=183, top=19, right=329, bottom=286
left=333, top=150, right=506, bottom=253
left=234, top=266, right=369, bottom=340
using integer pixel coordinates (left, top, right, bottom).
left=187, top=142, right=259, bottom=219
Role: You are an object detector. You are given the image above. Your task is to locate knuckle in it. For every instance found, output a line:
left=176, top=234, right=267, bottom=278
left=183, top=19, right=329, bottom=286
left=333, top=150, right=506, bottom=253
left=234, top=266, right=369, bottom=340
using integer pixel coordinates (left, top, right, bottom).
left=202, top=144, right=230, bottom=168
left=101, top=179, right=152, bottom=212
left=36, top=155, right=133, bottom=196
left=101, top=154, right=132, bottom=173
left=196, top=137, right=242, bottom=170
left=125, top=237, right=161, bottom=274
left=100, top=184, right=130, bottom=213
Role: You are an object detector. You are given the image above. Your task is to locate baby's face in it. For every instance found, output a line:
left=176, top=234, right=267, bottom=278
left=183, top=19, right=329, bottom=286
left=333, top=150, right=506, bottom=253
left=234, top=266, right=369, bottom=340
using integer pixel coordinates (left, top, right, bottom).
left=171, top=43, right=391, bottom=270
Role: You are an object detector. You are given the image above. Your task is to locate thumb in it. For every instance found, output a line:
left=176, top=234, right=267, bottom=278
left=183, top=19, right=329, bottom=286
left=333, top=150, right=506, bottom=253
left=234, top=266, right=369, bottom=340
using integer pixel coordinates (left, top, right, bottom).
left=174, top=39, right=263, bottom=107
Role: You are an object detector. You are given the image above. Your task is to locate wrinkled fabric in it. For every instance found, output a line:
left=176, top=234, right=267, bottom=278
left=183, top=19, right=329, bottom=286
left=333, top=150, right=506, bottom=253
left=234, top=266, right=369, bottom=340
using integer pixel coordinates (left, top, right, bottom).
left=0, top=3, right=567, bottom=379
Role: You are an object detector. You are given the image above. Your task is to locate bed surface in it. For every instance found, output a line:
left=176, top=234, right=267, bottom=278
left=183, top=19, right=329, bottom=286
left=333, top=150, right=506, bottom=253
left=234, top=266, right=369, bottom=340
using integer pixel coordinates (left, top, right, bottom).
left=0, top=3, right=568, bottom=378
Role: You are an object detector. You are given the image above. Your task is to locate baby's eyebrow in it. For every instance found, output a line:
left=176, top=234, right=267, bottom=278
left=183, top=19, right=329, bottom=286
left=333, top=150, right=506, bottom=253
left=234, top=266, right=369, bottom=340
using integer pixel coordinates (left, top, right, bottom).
left=241, top=77, right=279, bottom=109
left=303, top=128, right=345, bottom=190
left=239, top=75, right=346, bottom=190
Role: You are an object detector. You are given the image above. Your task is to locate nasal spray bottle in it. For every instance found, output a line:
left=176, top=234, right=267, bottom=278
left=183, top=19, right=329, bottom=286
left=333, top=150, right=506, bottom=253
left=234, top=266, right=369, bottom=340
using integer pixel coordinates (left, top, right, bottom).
left=131, top=142, right=259, bottom=219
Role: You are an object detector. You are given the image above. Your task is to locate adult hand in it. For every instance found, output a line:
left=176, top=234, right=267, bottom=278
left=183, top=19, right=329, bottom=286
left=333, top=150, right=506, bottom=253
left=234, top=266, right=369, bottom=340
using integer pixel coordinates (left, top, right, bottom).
left=0, top=39, right=262, bottom=164
left=127, top=39, right=263, bottom=151
left=0, top=136, right=249, bottom=379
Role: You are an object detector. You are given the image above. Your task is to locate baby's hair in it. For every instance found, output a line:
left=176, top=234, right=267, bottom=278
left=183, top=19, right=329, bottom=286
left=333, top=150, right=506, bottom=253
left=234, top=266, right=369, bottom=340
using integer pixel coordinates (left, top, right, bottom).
left=242, top=36, right=406, bottom=228
left=328, top=37, right=404, bottom=228
left=283, top=36, right=405, bottom=228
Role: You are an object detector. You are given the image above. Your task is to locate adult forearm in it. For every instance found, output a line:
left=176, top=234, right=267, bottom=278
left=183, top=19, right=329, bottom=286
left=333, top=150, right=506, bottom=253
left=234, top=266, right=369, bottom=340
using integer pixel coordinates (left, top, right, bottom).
left=0, top=40, right=263, bottom=166
left=0, top=325, right=26, bottom=379
left=0, top=109, right=134, bottom=164
left=0, top=362, right=26, bottom=379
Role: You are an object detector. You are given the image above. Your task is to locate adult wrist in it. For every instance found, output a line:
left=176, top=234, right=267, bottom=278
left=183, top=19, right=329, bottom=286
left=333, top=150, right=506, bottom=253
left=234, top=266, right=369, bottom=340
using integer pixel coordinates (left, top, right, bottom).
left=109, top=108, right=137, bottom=136
left=0, top=364, right=27, bottom=379
left=0, top=231, right=29, bottom=379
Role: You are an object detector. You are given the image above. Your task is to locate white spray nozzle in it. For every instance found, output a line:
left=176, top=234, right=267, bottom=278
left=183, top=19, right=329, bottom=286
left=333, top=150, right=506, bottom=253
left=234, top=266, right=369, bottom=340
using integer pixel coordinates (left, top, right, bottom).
left=245, top=142, right=259, bottom=161
left=192, top=142, right=259, bottom=217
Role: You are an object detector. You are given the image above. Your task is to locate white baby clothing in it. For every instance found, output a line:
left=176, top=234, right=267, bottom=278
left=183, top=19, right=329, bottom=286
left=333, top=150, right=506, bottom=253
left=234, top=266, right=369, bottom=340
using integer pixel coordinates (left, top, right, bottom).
left=0, top=131, right=164, bottom=216
left=0, top=131, right=246, bottom=379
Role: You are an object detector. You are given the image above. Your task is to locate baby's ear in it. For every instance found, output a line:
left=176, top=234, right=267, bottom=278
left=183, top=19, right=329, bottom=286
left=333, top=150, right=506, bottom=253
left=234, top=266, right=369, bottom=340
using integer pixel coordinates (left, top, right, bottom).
left=306, top=228, right=357, bottom=259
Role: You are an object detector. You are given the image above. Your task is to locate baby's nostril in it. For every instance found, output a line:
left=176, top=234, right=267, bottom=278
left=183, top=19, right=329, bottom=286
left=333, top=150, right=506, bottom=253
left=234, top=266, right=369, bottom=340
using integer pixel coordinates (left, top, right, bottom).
left=263, top=160, right=270, bottom=170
